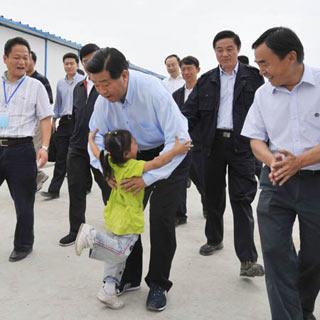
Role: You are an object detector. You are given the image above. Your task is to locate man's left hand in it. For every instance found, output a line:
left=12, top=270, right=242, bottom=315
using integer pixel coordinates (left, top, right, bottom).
left=120, top=177, right=146, bottom=195
left=271, top=150, right=301, bottom=185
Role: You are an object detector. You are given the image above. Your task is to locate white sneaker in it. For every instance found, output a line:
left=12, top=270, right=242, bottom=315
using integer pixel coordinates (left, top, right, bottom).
left=75, top=223, right=94, bottom=256
left=97, top=287, right=124, bottom=309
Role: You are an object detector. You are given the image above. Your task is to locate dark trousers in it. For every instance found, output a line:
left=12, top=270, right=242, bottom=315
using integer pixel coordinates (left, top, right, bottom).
left=0, top=143, right=37, bottom=251
left=121, top=148, right=191, bottom=291
left=177, top=149, right=207, bottom=217
left=258, top=166, right=320, bottom=320
left=67, top=147, right=111, bottom=235
left=48, top=118, right=73, bottom=194
left=204, top=135, right=258, bottom=262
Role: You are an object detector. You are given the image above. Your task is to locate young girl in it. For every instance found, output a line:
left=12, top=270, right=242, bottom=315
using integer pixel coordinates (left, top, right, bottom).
left=75, top=129, right=191, bottom=310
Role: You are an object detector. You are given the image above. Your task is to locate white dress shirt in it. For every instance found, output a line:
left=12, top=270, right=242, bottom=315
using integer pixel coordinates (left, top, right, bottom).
left=241, top=65, right=320, bottom=171
left=162, top=74, right=185, bottom=94
left=217, top=63, right=239, bottom=130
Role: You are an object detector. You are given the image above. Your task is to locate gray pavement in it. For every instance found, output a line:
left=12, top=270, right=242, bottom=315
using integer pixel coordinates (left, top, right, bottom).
left=0, top=164, right=319, bottom=320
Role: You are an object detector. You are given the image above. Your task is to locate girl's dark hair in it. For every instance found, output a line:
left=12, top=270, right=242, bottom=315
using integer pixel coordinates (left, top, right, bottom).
left=99, top=129, right=132, bottom=179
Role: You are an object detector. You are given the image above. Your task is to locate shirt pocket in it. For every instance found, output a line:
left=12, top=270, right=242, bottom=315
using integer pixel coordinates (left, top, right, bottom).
left=301, top=106, right=320, bottom=144
left=9, top=93, right=36, bottom=126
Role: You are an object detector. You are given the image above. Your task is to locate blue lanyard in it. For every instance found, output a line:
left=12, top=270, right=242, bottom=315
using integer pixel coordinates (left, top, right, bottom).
left=2, top=77, right=26, bottom=107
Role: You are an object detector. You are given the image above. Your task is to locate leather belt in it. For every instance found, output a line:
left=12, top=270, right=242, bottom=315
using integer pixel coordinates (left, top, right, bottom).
left=0, top=137, right=33, bottom=147
left=215, top=129, right=233, bottom=138
left=60, top=114, right=73, bottom=121
left=297, top=170, right=320, bottom=176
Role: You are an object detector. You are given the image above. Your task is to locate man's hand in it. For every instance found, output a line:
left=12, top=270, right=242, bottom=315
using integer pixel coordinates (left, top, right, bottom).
left=37, top=148, right=48, bottom=168
left=270, top=150, right=301, bottom=186
left=120, top=177, right=146, bottom=195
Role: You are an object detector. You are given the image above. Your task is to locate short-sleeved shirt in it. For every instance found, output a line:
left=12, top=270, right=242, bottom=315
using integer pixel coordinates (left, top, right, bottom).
left=104, top=158, right=146, bottom=235
left=241, top=65, right=320, bottom=171
left=0, top=73, right=52, bottom=137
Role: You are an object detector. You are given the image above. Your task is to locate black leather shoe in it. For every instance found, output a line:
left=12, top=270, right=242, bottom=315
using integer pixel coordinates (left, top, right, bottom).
left=59, top=233, right=77, bottom=247
left=40, top=191, right=59, bottom=200
left=199, top=242, right=223, bottom=256
left=9, top=248, right=32, bottom=262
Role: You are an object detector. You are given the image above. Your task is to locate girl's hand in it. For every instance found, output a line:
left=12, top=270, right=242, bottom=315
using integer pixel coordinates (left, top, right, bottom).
left=107, top=176, right=117, bottom=189
left=174, top=136, right=193, bottom=154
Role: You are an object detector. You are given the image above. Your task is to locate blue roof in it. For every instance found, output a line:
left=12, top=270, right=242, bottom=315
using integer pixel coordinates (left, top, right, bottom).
left=0, top=15, right=164, bottom=79
left=0, top=15, right=81, bottom=50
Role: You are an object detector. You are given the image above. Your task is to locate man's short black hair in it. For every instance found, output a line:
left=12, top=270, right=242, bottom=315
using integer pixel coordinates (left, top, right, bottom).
left=164, top=54, right=181, bottom=65
left=63, top=52, right=79, bottom=64
left=79, top=43, right=100, bottom=61
left=30, top=51, right=37, bottom=63
left=252, top=27, right=304, bottom=63
left=4, top=37, right=31, bottom=56
left=180, top=56, right=200, bottom=68
left=86, top=47, right=129, bottom=79
left=238, top=55, right=249, bottom=65
left=213, top=30, right=241, bottom=50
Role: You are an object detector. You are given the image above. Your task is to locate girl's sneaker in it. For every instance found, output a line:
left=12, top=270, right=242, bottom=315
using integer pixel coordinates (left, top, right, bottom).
left=97, top=287, right=124, bottom=309
left=75, top=223, right=95, bottom=256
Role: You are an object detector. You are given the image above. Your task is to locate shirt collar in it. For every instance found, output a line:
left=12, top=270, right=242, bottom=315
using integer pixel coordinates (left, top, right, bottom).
left=64, top=73, right=78, bottom=82
left=271, top=64, right=315, bottom=94
left=169, top=74, right=183, bottom=81
left=123, top=70, right=133, bottom=105
left=2, top=71, right=26, bottom=83
left=219, top=62, right=239, bottom=77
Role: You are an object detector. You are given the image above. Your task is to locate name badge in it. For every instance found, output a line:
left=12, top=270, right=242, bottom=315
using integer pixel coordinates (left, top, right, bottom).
left=0, top=110, right=9, bottom=128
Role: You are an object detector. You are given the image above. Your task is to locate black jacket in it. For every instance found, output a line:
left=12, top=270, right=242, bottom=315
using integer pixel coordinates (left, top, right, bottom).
left=69, top=80, right=99, bottom=150
left=181, top=63, right=264, bottom=155
left=173, top=86, right=201, bottom=151
left=30, top=70, right=53, bottom=104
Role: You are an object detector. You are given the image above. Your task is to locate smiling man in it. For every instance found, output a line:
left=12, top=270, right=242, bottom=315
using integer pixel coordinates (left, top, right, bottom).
left=0, top=37, right=52, bottom=262
left=87, top=47, right=190, bottom=312
left=162, top=54, right=185, bottom=93
left=242, top=27, right=320, bottom=320
left=182, top=30, right=265, bottom=277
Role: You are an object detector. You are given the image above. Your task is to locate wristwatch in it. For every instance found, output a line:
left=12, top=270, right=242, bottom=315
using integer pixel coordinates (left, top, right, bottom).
left=41, top=145, right=49, bottom=151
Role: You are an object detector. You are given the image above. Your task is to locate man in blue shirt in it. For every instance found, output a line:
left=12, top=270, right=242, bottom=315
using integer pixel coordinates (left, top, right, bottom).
left=87, top=47, right=190, bottom=312
left=41, top=53, right=84, bottom=200
left=242, top=27, right=320, bottom=320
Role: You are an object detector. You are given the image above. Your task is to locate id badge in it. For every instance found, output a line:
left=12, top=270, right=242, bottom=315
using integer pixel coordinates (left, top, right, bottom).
left=0, top=109, right=9, bottom=128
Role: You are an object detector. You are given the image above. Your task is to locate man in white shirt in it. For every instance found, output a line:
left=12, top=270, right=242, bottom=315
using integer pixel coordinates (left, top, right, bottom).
left=162, top=54, right=185, bottom=94
left=0, top=37, right=52, bottom=262
left=242, top=27, right=320, bottom=320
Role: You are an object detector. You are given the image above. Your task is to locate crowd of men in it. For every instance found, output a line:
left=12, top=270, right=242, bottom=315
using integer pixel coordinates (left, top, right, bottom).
left=0, top=26, right=319, bottom=320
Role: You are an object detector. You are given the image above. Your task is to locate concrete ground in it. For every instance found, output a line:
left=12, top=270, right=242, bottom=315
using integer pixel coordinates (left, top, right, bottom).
left=0, top=164, right=319, bottom=320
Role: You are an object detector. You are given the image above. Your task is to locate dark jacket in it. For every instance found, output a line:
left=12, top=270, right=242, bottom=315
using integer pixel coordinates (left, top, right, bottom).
left=69, top=80, right=99, bottom=150
left=181, top=63, right=264, bottom=156
left=173, top=86, right=201, bottom=151
left=30, top=70, right=53, bottom=104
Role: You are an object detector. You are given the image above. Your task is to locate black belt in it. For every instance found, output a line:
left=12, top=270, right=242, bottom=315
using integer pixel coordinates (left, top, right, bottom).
left=297, top=170, right=320, bottom=176
left=0, top=137, right=33, bottom=147
left=60, top=115, right=73, bottom=121
left=215, top=129, right=233, bottom=138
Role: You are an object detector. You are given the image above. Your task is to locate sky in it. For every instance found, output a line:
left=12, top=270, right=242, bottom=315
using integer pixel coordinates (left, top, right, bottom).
left=2, top=0, right=320, bottom=76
